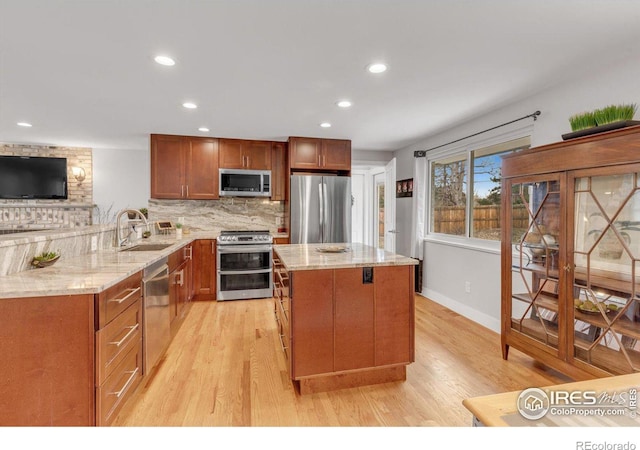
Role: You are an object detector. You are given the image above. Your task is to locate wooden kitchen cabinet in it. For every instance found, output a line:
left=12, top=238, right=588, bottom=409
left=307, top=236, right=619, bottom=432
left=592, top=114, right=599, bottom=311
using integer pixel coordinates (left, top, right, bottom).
left=0, top=270, right=144, bottom=426
left=288, top=136, right=351, bottom=172
left=274, top=256, right=414, bottom=393
left=0, top=294, right=96, bottom=426
left=501, top=125, right=640, bottom=380
left=169, top=244, right=193, bottom=333
left=193, top=239, right=217, bottom=300
left=151, top=134, right=219, bottom=199
left=219, top=138, right=272, bottom=170
left=271, top=141, right=287, bottom=201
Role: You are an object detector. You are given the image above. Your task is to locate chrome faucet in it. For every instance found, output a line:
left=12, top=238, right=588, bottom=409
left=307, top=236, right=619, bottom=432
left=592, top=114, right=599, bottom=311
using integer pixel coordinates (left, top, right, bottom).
left=115, top=208, right=149, bottom=247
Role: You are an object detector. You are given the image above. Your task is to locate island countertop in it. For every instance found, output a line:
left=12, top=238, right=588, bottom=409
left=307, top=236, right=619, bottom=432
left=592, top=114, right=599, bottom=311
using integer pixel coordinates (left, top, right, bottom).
left=273, top=242, right=418, bottom=271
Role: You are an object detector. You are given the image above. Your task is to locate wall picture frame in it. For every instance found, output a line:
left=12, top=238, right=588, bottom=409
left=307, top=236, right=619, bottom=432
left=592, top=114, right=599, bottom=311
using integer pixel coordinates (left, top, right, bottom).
left=396, top=178, right=413, bottom=198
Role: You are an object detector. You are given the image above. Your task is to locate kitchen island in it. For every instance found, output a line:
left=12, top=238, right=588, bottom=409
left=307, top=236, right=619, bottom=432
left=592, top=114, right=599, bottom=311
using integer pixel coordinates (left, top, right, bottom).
left=272, top=242, right=418, bottom=394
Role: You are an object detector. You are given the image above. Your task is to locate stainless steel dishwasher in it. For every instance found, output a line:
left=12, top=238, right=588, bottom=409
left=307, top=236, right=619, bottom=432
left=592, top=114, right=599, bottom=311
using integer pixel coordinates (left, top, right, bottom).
left=142, top=257, right=170, bottom=374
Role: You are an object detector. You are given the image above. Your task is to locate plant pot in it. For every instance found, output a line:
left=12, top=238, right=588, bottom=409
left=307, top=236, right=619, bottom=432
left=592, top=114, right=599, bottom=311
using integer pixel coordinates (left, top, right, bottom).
left=176, top=229, right=183, bottom=239
left=562, top=120, right=640, bottom=141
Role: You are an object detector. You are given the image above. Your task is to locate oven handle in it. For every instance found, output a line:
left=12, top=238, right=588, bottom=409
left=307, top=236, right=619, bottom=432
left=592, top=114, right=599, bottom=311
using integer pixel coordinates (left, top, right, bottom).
left=218, top=268, right=273, bottom=275
left=217, top=245, right=273, bottom=253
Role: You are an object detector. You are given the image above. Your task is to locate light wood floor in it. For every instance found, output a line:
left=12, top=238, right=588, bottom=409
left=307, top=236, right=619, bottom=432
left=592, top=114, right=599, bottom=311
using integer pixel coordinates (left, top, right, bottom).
left=113, top=294, right=572, bottom=427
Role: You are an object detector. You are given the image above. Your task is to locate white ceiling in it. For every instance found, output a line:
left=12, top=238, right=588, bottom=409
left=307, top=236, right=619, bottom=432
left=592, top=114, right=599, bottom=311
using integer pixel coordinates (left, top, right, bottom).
left=1, top=0, right=639, bottom=153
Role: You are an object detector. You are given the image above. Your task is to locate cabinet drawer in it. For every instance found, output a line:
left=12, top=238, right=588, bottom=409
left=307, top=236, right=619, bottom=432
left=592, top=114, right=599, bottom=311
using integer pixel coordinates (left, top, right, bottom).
left=96, top=299, right=142, bottom=385
left=97, top=271, right=142, bottom=328
left=276, top=311, right=291, bottom=369
left=96, top=344, right=142, bottom=426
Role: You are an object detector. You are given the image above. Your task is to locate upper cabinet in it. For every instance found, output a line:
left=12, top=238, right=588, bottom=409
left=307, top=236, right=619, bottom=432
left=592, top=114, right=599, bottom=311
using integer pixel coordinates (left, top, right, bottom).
left=271, top=142, right=287, bottom=201
left=151, top=134, right=219, bottom=199
left=219, top=139, right=272, bottom=170
left=288, top=137, right=351, bottom=172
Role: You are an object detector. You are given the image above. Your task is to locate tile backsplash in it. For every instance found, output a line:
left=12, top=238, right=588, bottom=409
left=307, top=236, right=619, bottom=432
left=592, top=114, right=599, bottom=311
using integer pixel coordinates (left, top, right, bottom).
left=148, top=198, right=285, bottom=234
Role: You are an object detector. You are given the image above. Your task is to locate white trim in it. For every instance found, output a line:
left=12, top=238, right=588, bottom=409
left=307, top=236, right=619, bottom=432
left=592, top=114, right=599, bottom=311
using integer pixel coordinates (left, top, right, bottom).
left=421, top=288, right=501, bottom=334
left=423, top=235, right=500, bottom=255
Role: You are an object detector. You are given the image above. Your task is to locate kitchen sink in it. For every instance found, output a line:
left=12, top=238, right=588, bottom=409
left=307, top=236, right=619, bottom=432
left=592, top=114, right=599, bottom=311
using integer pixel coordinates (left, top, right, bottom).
left=120, top=243, right=174, bottom=252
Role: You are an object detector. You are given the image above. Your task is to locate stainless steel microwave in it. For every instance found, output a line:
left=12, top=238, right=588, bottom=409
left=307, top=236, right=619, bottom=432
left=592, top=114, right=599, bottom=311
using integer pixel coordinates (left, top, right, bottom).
left=219, top=169, right=271, bottom=197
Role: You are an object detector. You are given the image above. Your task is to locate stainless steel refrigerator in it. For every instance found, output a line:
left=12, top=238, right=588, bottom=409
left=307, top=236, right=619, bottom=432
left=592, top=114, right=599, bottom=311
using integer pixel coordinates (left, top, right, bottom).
left=290, top=175, right=351, bottom=244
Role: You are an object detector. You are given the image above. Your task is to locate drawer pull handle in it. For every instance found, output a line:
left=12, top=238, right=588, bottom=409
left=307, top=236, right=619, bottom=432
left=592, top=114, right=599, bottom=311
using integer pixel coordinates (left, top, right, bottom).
left=109, top=324, right=139, bottom=347
left=176, top=269, right=184, bottom=286
left=109, top=287, right=141, bottom=304
left=110, top=367, right=139, bottom=398
left=278, top=333, right=288, bottom=352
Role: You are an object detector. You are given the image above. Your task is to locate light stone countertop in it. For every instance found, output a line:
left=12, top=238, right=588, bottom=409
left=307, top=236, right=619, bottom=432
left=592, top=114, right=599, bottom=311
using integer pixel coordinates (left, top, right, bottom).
left=0, top=233, right=218, bottom=299
left=274, top=242, right=418, bottom=271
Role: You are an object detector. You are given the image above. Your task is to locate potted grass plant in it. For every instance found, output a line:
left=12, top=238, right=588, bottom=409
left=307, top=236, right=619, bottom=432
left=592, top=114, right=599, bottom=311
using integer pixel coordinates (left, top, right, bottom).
left=563, top=103, right=639, bottom=140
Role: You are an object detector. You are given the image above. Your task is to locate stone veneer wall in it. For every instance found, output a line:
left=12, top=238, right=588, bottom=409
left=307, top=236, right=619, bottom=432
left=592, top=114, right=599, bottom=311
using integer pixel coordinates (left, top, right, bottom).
left=148, top=198, right=285, bottom=234
left=0, top=142, right=93, bottom=231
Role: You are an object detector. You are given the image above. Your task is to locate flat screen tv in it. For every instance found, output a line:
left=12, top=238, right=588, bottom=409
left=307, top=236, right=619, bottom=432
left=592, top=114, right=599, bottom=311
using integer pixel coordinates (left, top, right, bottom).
left=0, top=155, right=68, bottom=199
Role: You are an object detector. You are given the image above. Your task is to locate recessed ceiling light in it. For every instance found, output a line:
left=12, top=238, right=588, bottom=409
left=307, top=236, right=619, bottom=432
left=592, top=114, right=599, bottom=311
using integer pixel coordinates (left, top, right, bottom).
left=182, top=102, right=197, bottom=109
left=154, top=55, right=175, bottom=66
left=337, top=100, right=352, bottom=108
left=320, top=122, right=332, bottom=128
left=17, top=122, right=32, bottom=127
left=367, top=63, right=388, bottom=74
left=198, top=127, right=210, bottom=132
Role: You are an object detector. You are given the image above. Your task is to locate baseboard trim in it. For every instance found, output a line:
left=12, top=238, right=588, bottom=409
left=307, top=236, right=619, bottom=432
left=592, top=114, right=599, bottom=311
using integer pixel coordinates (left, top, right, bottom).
left=420, top=289, right=501, bottom=333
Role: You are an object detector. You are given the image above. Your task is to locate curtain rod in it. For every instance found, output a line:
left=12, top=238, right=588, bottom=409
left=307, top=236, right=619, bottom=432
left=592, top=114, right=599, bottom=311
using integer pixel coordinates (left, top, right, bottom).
left=414, top=110, right=541, bottom=157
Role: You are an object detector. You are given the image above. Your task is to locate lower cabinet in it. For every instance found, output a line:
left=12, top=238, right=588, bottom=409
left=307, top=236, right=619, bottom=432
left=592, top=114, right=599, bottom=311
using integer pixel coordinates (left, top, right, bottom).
left=0, top=271, right=144, bottom=426
left=274, top=264, right=414, bottom=393
left=193, top=238, right=217, bottom=300
left=169, top=244, right=193, bottom=334
left=95, top=270, right=144, bottom=426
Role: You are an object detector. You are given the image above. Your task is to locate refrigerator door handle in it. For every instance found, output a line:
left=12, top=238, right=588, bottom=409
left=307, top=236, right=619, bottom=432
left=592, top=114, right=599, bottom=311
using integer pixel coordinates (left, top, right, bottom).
left=318, top=181, right=324, bottom=232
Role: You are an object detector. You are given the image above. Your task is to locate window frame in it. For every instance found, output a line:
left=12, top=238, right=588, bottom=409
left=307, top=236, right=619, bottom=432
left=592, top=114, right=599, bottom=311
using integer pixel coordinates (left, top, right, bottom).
left=425, top=130, right=532, bottom=253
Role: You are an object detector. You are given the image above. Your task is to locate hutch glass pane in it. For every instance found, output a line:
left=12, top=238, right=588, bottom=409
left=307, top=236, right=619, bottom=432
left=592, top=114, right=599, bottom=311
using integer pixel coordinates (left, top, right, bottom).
left=573, top=172, right=640, bottom=374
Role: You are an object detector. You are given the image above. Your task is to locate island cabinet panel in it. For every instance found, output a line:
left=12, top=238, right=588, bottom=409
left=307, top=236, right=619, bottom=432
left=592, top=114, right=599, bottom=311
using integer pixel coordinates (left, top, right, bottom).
left=334, top=268, right=375, bottom=371
left=0, top=294, right=95, bottom=426
left=290, top=269, right=334, bottom=378
left=374, top=265, right=414, bottom=366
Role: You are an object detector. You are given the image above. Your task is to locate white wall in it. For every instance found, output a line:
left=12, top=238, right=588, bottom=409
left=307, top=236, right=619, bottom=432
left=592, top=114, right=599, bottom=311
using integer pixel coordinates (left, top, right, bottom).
left=93, top=148, right=149, bottom=223
left=394, top=55, right=640, bottom=332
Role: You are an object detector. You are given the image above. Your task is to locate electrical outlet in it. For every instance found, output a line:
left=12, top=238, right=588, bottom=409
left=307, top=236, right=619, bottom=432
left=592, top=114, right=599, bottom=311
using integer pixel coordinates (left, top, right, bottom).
left=465, top=281, right=471, bottom=293
left=91, top=236, right=98, bottom=252
left=276, top=217, right=283, bottom=225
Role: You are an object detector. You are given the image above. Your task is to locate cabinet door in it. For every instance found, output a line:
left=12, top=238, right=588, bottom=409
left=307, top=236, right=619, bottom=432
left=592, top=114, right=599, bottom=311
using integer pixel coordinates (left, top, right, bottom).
left=291, top=269, right=334, bottom=378
left=375, top=265, right=414, bottom=365
left=271, top=142, right=287, bottom=201
left=570, top=165, right=640, bottom=375
left=289, top=137, right=322, bottom=170
left=244, top=140, right=272, bottom=170
left=219, top=139, right=245, bottom=169
left=505, top=175, right=564, bottom=360
left=321, top=139, right=351, bottom=171
left=185, top=138, right=219, bottom=199
left=334, top=268, right=374, bottom=371
left=193, top=239, right=216, bottom=300
left=151, top=134, right=185, bottom=199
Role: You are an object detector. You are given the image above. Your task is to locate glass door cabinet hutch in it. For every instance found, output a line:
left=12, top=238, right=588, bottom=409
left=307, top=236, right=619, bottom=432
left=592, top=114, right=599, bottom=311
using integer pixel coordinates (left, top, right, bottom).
left=501, top=126, right=640, bottom=379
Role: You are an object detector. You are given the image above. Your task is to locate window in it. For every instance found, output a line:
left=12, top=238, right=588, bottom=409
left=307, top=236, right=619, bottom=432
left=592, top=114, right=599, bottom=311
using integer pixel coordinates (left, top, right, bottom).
left=430, top=136, right=530, bottom=240
left=431, top=154, right=467, bottom=236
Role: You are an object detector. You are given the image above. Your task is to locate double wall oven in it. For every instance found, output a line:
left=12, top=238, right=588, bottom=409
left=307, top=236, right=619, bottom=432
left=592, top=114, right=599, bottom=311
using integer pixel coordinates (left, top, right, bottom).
left=216, top=230, right=273, bottom=301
